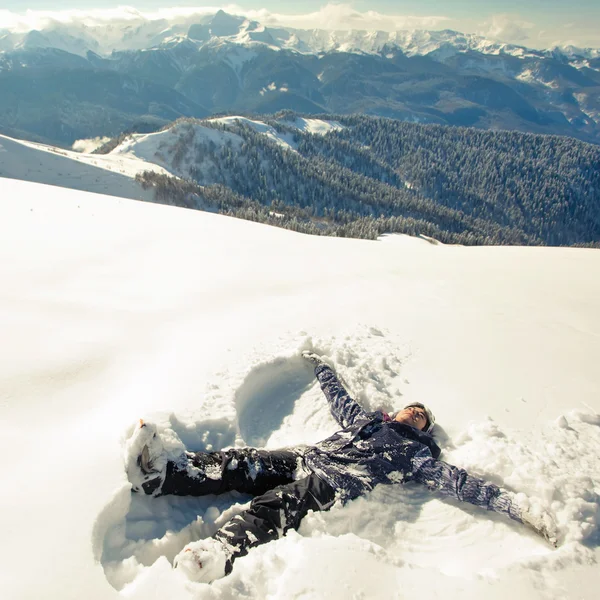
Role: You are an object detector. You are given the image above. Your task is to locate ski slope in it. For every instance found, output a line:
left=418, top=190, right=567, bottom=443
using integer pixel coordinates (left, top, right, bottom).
left=0, top=176, right=599, bottom=600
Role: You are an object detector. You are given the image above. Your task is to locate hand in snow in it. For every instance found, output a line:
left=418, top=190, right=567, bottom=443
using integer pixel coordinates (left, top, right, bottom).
left=301, top=350, right=324, bottom=366
left=124, top=419, right=166, bottom=495
left=521, top=507, right=559, bottom=547
left=174, top=538, right=230, bottom=583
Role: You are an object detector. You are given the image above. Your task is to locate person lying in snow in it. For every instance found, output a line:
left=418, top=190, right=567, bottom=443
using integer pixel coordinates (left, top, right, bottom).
left=125, top=351, right=557, bottom=583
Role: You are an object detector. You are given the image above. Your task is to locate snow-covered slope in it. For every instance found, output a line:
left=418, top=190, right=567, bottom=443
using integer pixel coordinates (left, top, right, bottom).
left=1, top=176, right=599, bottom=600
left=287, top=117, right=345, bottom=135
left=109, top=116, right=344, bottom=180
left=110, top=123, right=244, bottom=181
left=0, top=134, right=169, bottom=202
left=209, top=116, right=297, bottom=150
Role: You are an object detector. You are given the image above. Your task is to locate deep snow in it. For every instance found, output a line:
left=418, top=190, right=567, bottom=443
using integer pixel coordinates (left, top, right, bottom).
left=0, top=177, right=599, bottom=600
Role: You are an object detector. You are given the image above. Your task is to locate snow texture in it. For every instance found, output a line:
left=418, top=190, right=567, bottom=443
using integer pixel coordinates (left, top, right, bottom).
left=287, top=117, right=345, bottom=135
left=209, top=116, right=297, bottom=151
left=0, top=176, right=599, bottom=599
left=174, top=537, right=229, bottom=583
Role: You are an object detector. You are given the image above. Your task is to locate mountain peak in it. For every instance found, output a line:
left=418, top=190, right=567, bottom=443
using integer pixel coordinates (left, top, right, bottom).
left=208, top=10, right=245, bottom=37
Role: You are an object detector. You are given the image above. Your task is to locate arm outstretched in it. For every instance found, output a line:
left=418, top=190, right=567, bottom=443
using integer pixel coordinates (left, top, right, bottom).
left=302, top=352, right=367, bottom=428
left=412, top=454, right=557, bottom=546
left=412, top=455, right=522, bottom=520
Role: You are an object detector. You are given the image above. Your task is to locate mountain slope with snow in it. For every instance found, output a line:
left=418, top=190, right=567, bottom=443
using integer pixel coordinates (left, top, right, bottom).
left=0, top=176, right=599, bottom=599
left=0, top=133, right=169, bottom=202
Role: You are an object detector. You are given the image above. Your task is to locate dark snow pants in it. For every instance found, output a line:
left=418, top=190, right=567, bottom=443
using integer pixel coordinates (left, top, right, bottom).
left=155, top=448, right=337, bottom=572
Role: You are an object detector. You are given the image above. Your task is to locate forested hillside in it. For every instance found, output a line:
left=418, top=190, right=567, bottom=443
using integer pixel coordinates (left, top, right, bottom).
left=129, top=113, right=600, bottom=247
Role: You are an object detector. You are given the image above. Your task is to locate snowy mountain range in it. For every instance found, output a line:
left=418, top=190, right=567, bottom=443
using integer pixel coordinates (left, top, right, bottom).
left=1, top=10, right=599, bottom=61
left=0, top=10, right=599, bottom=146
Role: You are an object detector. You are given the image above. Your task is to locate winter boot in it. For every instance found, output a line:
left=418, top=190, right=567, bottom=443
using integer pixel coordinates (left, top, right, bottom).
left=173, top=537, right=232, bottom=583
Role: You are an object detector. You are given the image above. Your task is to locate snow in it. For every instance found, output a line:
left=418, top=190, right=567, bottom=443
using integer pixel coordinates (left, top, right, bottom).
left=573, top=92, right=599, bottom=125
left=111, top=124, right=244, bottom=181
left=552, top=45, right=600, bottom=60
left=1, top=176, right=600, bottom=599
left=517, top=69, right=559, bottom=89
left=209, top=116, right=297, bottom=151
left=222, top=45, right=258, bottom=75
left=0, top=133, right=168, bottom=202
left=286, top=117, right=345, bottom=135
left=286, top=28, right=540, bottom=61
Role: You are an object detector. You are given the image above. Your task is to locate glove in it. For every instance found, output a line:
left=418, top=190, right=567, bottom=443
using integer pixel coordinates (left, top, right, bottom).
left=521, top=506, right=558, bottom=547
left=301, top=350, right=324, bottom=366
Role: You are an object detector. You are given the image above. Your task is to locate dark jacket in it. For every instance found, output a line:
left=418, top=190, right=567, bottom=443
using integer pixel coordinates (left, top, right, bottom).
left=304, top=364, right=522, bottom=522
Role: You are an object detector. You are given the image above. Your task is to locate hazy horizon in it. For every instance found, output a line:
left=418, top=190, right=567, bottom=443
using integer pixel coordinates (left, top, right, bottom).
left=0, top=2, right=599, bottom=50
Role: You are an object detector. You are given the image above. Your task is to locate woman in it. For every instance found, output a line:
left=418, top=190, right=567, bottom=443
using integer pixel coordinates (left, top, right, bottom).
left=126, top=351, right=557, bottom=583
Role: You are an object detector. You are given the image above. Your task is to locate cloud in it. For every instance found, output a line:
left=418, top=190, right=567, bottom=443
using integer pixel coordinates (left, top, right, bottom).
left=0, top=4, right=450, bottom=33
left=72, top=137, right=111, bottom=153
left=238, top=4, right=450, bottom=31
left=0, top=6, right=227, bottom=31
left=0, top=8, right=134, bottom=31
left=478, top=14, right=534, bottom=43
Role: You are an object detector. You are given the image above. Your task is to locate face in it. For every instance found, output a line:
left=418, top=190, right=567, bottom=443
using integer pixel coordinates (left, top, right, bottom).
left=394, top=406, right=428, bottom=431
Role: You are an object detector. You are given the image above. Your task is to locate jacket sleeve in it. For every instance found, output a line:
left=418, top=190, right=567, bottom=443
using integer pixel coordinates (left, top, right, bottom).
left=314, top=363, right=368, bottom=428
left=411, top=454, right=523, bottom=522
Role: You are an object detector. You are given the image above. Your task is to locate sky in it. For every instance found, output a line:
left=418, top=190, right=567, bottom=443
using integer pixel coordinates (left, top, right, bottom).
left=0, top=1, right=599, bottom=49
